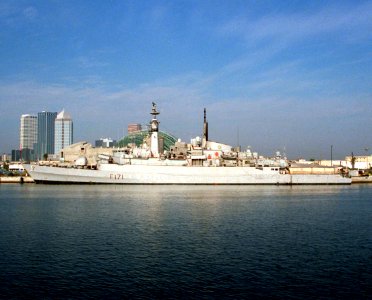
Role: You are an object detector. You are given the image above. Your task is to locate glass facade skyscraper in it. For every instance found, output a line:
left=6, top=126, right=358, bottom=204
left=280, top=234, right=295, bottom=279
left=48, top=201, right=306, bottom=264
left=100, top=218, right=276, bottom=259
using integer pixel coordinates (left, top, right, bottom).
left=54, top=110, right=73, bottom=155
left=20, top=114, right=38, bottom=150
left=37, top=111, right=57, bottom=159
left=19, top=114, right=37, bottom=161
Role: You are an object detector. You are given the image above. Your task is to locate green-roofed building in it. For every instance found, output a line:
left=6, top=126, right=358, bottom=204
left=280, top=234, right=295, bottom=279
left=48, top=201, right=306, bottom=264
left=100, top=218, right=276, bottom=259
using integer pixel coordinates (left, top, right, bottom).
left=117, top=130, right=177, bottom=151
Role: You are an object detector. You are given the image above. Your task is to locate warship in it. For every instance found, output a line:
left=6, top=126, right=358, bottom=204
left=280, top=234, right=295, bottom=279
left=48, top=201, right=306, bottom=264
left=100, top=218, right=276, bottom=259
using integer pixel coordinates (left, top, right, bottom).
left=24, top=103, right=351, bottom=185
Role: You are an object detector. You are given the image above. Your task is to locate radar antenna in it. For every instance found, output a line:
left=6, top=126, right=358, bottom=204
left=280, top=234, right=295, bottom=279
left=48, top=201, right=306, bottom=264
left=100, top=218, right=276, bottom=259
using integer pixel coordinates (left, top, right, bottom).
left=151, top=101, right=159, bottom=117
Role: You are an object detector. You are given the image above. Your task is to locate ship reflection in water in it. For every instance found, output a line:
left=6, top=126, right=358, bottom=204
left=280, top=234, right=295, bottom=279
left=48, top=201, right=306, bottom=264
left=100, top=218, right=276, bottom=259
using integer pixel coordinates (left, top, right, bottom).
left=0, top=184, right=370, bottom=299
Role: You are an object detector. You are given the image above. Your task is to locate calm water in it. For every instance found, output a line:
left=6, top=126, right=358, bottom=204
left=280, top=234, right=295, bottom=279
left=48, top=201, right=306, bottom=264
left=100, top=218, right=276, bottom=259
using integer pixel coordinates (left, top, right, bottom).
left=0, top=184, right=371, bottom=299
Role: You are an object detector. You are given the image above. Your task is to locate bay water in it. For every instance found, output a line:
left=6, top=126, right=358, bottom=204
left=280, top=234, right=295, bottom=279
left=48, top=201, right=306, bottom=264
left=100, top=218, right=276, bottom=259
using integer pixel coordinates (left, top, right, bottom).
left=0, top=184, right=371, bottom=299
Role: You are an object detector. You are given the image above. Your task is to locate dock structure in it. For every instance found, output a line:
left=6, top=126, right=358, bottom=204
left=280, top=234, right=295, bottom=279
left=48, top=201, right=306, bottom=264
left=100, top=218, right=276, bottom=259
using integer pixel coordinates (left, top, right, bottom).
left=0, top=176, right=34, bottom=183
left=351, top=176, right=372, bottom=183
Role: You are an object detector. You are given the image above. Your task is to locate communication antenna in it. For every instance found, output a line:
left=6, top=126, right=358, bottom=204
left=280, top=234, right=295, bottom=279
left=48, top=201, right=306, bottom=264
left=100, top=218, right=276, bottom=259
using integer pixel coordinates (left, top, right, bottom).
left=365, top=148, right=370, bottom=169
left=237, top=126, right=240, bottom=148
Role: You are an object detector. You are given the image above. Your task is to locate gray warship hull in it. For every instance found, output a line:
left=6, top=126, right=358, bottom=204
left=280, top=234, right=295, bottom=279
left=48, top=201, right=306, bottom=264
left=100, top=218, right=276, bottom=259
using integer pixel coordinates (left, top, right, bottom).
left=24, top=164, right=351, bottom=185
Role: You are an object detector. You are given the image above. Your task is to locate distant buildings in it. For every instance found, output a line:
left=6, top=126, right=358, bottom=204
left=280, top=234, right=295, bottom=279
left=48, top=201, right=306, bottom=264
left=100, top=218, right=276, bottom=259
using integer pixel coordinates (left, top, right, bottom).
left=13, top=109, right=74, bottom=161
left=20, top=114, right=37, bottom=150
left=303, top=155, right=372, bottom=170
left=128, top=123, right=142, bottom=134
left=11, top=149, right=34, bottom=162
left=1, top=153, right=10, bottom=162
left=345, top=154, right=372, bottom=169
left=11, top=150, right=21, bottom=162
left=37, top=111, right=57, bottom=159
left=55, top=110, right=73, bottom=155
left=95, top=138, right=117, bottom=148
left=19, top=114, right=37, bottom=161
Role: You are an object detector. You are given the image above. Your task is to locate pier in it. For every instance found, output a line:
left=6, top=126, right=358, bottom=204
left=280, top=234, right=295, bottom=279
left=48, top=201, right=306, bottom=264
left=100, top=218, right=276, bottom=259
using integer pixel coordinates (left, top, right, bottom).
left=0, top=176, right=34, bottom=183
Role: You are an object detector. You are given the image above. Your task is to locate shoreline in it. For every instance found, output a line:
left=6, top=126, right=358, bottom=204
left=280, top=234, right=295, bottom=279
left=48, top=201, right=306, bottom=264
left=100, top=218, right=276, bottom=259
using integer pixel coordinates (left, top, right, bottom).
left=0, top=176, right=34, bottom=183
left=351, top=176, right=372, bottom=183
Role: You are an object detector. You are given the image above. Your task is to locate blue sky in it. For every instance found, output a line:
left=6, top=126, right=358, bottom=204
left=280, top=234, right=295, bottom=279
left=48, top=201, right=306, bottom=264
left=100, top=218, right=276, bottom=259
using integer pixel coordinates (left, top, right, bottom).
left=0, top=0, right=371, bottom=159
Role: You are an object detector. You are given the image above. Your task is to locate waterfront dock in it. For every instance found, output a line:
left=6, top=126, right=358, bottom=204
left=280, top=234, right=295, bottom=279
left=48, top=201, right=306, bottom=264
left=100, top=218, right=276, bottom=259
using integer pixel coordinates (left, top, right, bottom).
left=351, top=176, right=372, bottom=183
left=0, top=176, right=34, bottom=183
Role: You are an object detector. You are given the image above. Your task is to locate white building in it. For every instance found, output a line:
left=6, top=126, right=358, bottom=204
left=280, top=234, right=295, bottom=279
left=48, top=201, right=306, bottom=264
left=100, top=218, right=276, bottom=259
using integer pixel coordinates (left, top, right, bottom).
left=54, top=110, right=73, bottom=155
left=1, top=153, right=10, bottom=162
left=345, top=155, right=372, bottom=169
left=318, top=155, right=372, bottom=170
left=95, top=138, right=117, bottom=148
left=19, top=114, right=38, bottom=150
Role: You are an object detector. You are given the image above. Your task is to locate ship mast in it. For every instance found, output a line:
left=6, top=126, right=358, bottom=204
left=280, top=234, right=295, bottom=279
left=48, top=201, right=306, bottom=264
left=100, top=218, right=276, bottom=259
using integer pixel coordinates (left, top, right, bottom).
left=202, top=108, right=208, bottom=149
left=149, top=102, right=160, bottom=157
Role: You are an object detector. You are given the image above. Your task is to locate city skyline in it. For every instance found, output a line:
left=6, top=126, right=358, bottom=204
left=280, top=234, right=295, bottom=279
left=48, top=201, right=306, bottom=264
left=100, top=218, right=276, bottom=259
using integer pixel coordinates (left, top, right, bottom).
left=0, top=1, right=371, bottom=159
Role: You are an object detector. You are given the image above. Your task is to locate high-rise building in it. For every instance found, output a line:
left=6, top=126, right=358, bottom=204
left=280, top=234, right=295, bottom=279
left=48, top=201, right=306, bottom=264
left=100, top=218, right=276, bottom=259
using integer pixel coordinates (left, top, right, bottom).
left=54, top=110, right=73, bottom=155
left=20, top=114, right=38, bottom=149
left=11, top=150, right=21, bottom=162
left=37, top=111, right=57, bottom=159
left=19, top=114, right=38, bottom=160
left=1, top=153, right=10, bottom=162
